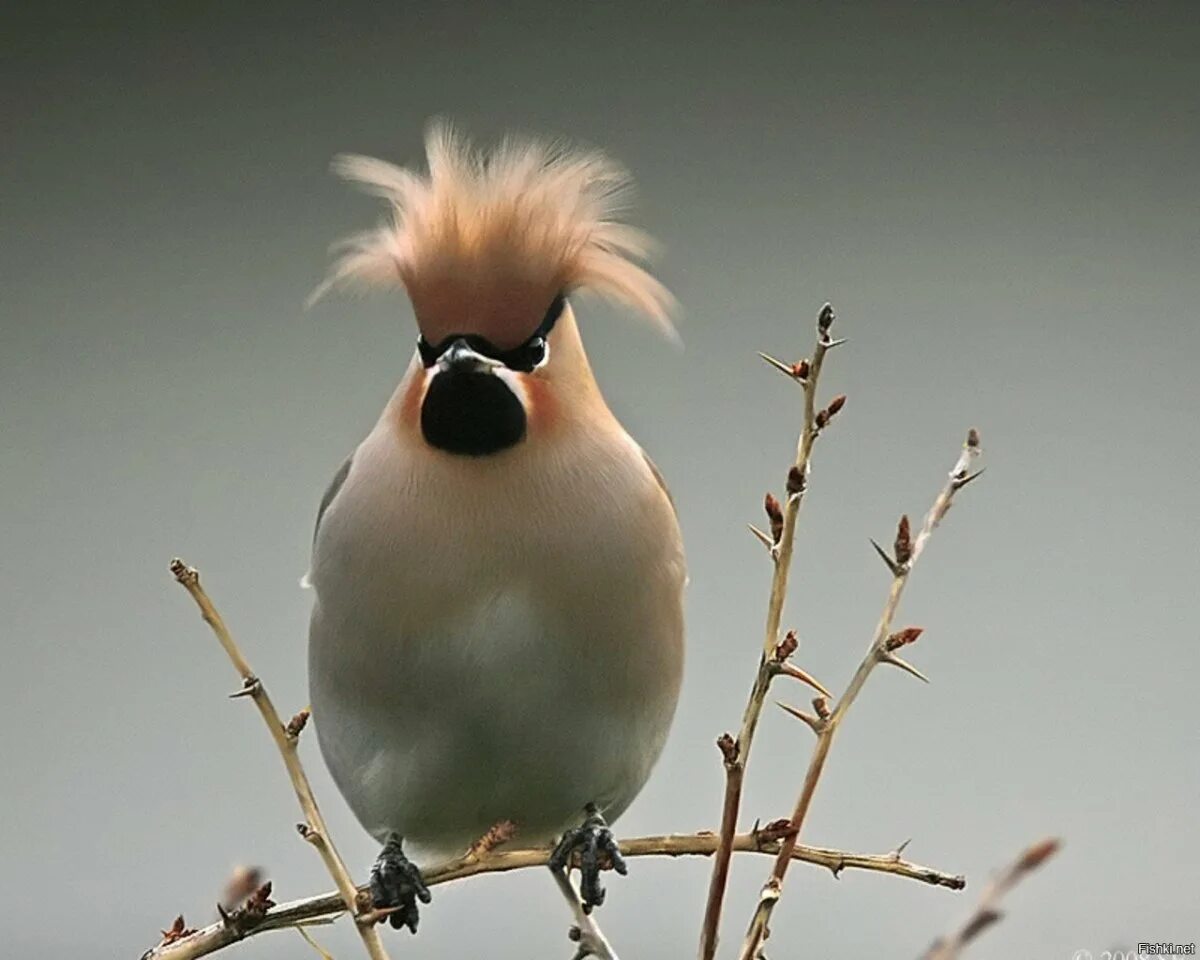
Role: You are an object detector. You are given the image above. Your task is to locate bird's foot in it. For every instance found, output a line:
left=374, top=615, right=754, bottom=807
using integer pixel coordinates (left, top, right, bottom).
left=369, top=834, right=431, bottom=933
left=548, top=803, right=627, bottom=913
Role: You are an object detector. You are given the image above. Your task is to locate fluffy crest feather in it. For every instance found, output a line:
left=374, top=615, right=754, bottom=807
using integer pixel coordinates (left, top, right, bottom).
left=312, top=122, right=677, bottom=348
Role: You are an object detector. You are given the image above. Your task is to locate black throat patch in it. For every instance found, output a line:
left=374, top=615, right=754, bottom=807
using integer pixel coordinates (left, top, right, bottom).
left=420, top=370, right=527, bottom=456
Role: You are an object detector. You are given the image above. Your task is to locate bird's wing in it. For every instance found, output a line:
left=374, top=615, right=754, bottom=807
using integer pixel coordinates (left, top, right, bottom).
left=313, top=453, right=354, bottom=545
left=301, top=453, right=354, bottom=589
left=641, top=449, right=676, bottom=516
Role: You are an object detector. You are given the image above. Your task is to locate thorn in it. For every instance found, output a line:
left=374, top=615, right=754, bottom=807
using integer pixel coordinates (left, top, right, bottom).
left=748, top=523, right=775, bottom=551
left=891, top=838, right=912, bottom=859
left=817, top=302, right=835, bottom=333
left=776, top=661, right=832, bottom=698
left=776, top=700, right=825, bottom=735
left=758, top=352, right=802, bottom=380
left=228, top=677, right=261, bottom=699
left=953, top=466, right=987, bottom=490
left=879, top=651, right=930, bottom=683
left=822, top=336, right=848, bottom=349
left=870, top=539, right=903, bottom=576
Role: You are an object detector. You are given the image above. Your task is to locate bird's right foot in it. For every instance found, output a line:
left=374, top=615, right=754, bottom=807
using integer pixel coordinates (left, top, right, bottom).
left=369, top=834, right=431, bottom=933
left=548, top=803, right=627, bottom=913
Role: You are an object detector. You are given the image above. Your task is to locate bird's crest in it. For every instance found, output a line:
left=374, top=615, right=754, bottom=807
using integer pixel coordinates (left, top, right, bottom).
left=312, top=122, right=676, bottom=349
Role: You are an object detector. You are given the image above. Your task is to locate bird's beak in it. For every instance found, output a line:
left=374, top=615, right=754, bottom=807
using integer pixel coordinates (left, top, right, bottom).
left=437, top=339, right=504, bottom=375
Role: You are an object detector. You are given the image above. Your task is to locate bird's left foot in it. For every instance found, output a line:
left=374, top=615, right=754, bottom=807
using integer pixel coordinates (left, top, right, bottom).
left=548, top=803, right=627, bottom=913
left=369, top=834, right=431, bottom=933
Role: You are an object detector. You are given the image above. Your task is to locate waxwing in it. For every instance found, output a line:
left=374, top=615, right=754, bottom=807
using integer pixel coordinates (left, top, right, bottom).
left=307, top=122, right=685, bottom=933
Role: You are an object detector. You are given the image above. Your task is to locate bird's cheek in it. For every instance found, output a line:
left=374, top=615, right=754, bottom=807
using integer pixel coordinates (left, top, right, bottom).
left=399, top=371, right=427, bottom=430
left=521, top=374, right=559, bottom=433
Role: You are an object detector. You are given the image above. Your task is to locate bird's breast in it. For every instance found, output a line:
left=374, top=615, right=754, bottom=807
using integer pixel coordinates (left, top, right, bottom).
left=307, top=414, right=684, bottom=850
left=310, top=414, right=684, bottom=699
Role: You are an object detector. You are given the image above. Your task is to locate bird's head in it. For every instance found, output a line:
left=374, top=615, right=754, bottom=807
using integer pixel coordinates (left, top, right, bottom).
left=313, top=122, right=675, bottom=457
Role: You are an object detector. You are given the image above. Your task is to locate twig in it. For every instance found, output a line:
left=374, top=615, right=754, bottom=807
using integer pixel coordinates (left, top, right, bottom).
left=699, top=302, right=844, bottom=960
left=736, top=429, right=984, bottom=960
left=551, top=867, right=619, bottom=960
left=296, top=925, right=336, bottom=960
left=919, top=838, right=1060, bottom=959
left=166, top=560, right=390, bottom=960
left=141, top=830, right=964, bottom=960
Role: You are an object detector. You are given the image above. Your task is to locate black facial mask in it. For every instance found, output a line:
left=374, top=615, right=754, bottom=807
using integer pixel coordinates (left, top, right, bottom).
left=417, top=294, right=565, bottom=372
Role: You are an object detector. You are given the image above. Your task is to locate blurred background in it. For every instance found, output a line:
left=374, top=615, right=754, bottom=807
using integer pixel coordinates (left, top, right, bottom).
left=4, top=2, right=1197, bottom=957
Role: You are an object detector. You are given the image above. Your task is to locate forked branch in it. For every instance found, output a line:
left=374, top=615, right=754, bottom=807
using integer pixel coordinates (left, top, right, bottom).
left=919, top=837, right=1060, bottom=959
left=736, top=429, right=984, bottom=960
left=699, top=303, right=846, bottom=960
left=150, top=308, right=994, bottom=960
left=166, top=560, right=390, bottom=960
left=149, top=558, right=963, bottom=960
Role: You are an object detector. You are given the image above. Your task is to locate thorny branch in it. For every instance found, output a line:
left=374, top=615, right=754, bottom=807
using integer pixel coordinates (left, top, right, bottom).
left=147, top=304, right=1020, bottom=960
left=150, top=554, right=964, bottom=960
left=699, top=303, right=846, bottom=960
left=919, top=838, right=1060, bottom=959
left=144, top=823, right=964, bottom=960
left=552, top=866, right=620, bottom=960
left=166, top=560, right=391, bottom=960
left=735, top=428, right=985, bottom=960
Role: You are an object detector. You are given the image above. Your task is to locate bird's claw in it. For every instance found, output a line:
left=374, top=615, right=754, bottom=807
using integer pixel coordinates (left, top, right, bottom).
left=548, top=803, right=627, bottom=913
left=369, top=834, right=431, bottom=933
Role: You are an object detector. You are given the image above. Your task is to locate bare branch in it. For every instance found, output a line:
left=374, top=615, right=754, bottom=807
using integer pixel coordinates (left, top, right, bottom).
left=552, top=867, right=619, bottom=960
left=699, top=302, right=845, bottom=960
left=736, top=429, right=984, bottom=960
left=165, top=560, right=390, bottom=960
left=141, top=831, right=964, bottom=960
left=147, top=318, right=1000, bottom=960
left=920, top=838, right=1060, bottom=959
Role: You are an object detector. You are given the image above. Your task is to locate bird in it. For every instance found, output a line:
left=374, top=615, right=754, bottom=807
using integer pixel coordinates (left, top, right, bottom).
left=305, top=122, right=686, bottom=934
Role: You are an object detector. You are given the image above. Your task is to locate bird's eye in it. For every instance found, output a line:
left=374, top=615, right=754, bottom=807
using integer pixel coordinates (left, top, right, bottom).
left=417, top=336, right=440, bottom=367
left=520, top=337, right=548, bottom=372
left=417, top=333, right=549, bottom=372
left=416, top=292, right=562, bottom=371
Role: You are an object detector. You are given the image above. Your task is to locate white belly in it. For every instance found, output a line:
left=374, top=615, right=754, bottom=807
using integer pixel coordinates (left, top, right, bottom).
left=307, top=422, right=684, bottom=857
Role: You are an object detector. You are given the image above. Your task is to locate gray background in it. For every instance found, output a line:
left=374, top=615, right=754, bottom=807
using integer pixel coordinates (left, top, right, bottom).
left=4, top=3, right=1197, bottom=957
